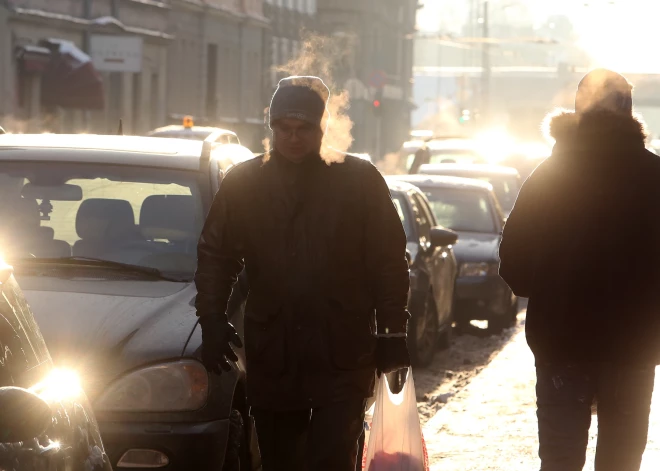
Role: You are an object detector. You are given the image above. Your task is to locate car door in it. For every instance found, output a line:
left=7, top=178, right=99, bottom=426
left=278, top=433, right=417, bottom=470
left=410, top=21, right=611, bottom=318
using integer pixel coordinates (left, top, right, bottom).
left=0, top=265, right=112, bottom=471
left=407, top=191, right=445, bottom=322
left=410, top=190, right=455, bottom=327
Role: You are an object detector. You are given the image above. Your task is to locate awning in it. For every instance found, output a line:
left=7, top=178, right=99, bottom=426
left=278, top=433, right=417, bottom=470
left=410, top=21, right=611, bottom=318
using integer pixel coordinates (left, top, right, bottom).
left=38, top=39, right=105, bottom=110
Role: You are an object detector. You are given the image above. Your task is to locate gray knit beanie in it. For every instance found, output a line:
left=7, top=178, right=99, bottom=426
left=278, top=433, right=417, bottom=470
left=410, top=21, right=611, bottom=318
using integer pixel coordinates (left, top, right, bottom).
left=269, top=76, right=330, bottom=129
left=575, top=69, right=633, bottom=115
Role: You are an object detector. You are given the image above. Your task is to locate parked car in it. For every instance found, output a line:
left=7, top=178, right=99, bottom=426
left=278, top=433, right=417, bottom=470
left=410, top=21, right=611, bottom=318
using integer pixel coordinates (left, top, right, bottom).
left=404, top=138, right=486, bottom=173
left=0, top=261, right=112, bottom=471
left=147, top=116, right=241, bottom=145
left=418, top=164, right=522, bottom=217
left=385, top=178, right=458, bottom=366
left=0, top=133, right=256, bottom=470
left=390, top=175, right=517, bottom=333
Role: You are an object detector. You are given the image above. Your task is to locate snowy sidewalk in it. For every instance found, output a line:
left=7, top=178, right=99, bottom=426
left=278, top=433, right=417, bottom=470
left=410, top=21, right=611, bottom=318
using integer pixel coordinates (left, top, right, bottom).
left=422, top=326, right=660, bottom=470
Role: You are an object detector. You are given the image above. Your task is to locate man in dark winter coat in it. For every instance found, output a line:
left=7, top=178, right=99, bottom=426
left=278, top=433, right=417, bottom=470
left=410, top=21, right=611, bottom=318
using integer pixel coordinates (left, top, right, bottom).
left=195, top=75, right=411, bottom=471
left=499, top=69, right=660, bottom=471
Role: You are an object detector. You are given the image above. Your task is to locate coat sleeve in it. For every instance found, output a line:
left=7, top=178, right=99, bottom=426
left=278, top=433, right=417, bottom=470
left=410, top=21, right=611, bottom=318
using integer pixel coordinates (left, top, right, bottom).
left=195, top=172, right=245, bottom=320
left=498, top=164, right=548, bottom=298
left=363, top=165, right=411, bottom=336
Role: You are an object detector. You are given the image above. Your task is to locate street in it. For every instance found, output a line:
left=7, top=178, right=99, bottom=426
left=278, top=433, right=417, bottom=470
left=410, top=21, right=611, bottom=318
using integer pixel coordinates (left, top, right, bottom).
left=420, top=314, right=660, bottom=470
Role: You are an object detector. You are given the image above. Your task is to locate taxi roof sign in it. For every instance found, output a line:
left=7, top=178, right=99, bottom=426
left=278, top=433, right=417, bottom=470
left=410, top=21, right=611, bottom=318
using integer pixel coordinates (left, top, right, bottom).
left=183, top=116, right=194, bottom=129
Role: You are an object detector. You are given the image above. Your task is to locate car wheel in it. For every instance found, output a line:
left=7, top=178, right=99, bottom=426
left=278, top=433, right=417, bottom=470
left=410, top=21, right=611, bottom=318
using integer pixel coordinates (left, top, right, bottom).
left=222, top=409, right=248, bottom=471
left=410, top=292, right=438, bottom=367
left=488, top=303, right=518, bottom=335
left=437, top=323, right=452, bottom=350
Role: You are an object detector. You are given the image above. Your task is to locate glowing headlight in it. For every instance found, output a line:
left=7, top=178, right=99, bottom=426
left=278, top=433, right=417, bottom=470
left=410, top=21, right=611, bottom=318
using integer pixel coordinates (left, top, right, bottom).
left=30, top=368, right=83, bottom=402
left=95, top=360, right=208, bottom=413
left=460, top=262, right=497, bottom=277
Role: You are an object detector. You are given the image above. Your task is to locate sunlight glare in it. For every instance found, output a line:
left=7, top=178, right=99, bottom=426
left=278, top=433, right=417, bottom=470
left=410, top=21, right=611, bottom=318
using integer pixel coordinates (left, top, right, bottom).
left=576, top=1, right=660, bottom=74
left=474, top=129, right=515, bottom=164
left=30, top=368, right=83, bottom=402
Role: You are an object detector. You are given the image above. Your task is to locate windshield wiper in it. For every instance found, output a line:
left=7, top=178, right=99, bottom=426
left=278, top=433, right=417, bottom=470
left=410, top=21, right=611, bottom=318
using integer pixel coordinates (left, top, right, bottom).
left=21, top=257, right=189, bottom=282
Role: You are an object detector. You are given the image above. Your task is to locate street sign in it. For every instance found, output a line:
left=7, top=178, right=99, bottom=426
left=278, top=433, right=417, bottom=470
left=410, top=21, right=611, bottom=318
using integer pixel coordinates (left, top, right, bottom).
left=90, top=35, right=143, bottom=73
left=368, top=70, right=387, bottom=89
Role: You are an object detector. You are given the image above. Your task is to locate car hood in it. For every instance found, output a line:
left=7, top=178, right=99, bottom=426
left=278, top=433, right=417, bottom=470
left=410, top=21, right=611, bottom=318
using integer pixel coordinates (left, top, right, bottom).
left=16, top=274, right=199, bottom=396
left=453, top=231, right=500, bottom=263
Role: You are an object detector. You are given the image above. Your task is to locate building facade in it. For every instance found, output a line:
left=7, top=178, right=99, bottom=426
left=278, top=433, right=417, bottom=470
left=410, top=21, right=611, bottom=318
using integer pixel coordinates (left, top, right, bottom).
left=263, top=0, right=317, bottom=92
left=166, top=0, right=269, bottom=150
left=0, top=0, right=171, bottom=134
left=316, top=0, right=417, bottom=158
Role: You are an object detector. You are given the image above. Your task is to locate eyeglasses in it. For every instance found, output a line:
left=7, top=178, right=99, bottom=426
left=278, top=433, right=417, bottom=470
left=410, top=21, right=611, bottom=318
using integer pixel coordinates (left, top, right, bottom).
left=273, top=124, right=318, bottom=141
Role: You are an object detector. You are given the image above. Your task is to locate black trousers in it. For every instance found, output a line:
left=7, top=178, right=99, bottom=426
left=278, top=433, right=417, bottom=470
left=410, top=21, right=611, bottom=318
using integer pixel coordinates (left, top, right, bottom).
left=252, top=399, right=366, bottom=471
left=536, top=363, right=655, bottom=471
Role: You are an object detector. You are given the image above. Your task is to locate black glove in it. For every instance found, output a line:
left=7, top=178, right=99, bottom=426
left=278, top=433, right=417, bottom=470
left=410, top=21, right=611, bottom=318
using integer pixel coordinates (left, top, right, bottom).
left=198, top=316, right=243, bottom=375
left=376, top=337, right=411, bottom=375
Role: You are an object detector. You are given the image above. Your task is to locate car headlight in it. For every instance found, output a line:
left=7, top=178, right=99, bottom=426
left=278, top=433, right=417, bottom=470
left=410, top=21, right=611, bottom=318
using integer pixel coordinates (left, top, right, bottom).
left=95, top=360, right=208, bottom=412
left=459, top=262, right=498, bottom=277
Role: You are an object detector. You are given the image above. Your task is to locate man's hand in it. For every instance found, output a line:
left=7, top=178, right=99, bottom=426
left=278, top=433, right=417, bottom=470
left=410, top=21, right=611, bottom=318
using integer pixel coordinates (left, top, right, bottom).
left=376, top=337, right=411, bottom=375
left=198, top=316, right=243, bottom=375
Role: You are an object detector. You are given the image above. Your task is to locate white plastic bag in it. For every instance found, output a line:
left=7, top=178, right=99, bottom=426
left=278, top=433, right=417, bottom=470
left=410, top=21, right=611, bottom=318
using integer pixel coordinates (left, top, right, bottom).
left=364, top=368, right=429, bottom=471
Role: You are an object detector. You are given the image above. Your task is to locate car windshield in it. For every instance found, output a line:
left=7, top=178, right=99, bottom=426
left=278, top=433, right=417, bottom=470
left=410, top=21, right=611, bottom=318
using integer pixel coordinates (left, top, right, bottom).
left=390, top=191, right=414, bottom=240
left=472, top=175, right=520, bottom=214
left=424, top=170, right=520, bottom=214
left=421, top=187, right=496, bottom=234
left=0, top=162, right=206, bottom=281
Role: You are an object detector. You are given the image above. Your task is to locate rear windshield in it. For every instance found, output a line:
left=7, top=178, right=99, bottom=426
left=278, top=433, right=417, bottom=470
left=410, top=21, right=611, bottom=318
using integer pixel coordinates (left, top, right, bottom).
left=421, top=187, right=496, bottom=234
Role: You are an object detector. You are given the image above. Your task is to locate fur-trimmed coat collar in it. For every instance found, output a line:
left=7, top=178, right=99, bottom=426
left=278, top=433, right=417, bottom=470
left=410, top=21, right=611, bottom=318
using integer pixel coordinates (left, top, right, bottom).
left=544, top=109, right=648, bottom=160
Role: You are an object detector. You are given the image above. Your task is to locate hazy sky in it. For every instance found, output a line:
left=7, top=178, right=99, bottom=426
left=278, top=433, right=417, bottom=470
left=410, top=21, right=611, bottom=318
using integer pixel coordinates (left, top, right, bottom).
left=417, top=0, right=660, bottom=73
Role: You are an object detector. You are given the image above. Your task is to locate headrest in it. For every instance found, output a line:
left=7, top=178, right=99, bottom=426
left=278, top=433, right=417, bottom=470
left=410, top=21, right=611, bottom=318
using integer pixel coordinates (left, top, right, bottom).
left=76, top=199, right=136, bottom=240
left=39, top=226, right=55, bottom=240
left=0, top=197, right=40, bottom=231
left=140, top=195, right=196, bottom=241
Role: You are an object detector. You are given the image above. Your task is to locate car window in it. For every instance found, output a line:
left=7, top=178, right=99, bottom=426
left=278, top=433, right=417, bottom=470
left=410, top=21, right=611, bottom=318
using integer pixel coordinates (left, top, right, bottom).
left=0, top=163, right=206, bottom=280
left=410, top=192, right=433, bottom=244
left=421, top=187, right=497, bottom=233
left=408, top=192, right=431, bottom=246
left=390, top=192, right=415, bottom=242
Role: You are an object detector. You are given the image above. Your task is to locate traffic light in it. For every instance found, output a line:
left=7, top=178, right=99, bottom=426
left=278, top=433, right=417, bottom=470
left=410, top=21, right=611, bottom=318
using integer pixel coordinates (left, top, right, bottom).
left=372, top=89, right=383, bottom=115
left=459, top=109, right=471, bottom=124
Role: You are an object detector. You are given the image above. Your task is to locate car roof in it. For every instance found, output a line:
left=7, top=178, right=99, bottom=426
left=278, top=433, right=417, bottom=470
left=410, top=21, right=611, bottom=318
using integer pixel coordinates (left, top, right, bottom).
left=419, top=163, right=519, bottom=177
left=388, top=174, right=493, bottom=192
left=147, top=125, right=236, bottom=136
left=403, top=137, right=475, bottom=151
left=0, top=134, right=206, bottom=171
left=385, top=177, right=424, bottom=194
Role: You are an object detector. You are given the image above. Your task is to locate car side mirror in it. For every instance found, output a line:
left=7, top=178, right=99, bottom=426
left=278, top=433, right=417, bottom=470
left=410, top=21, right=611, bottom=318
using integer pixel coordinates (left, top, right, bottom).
left=430, top=227, right=458, bottom=248
left=0, top=387, right=52, bottom=443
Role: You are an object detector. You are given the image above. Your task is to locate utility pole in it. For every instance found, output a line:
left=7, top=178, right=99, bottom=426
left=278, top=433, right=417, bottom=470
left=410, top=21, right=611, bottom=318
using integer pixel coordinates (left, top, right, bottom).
left=480, top=0, right=490, bottom=126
